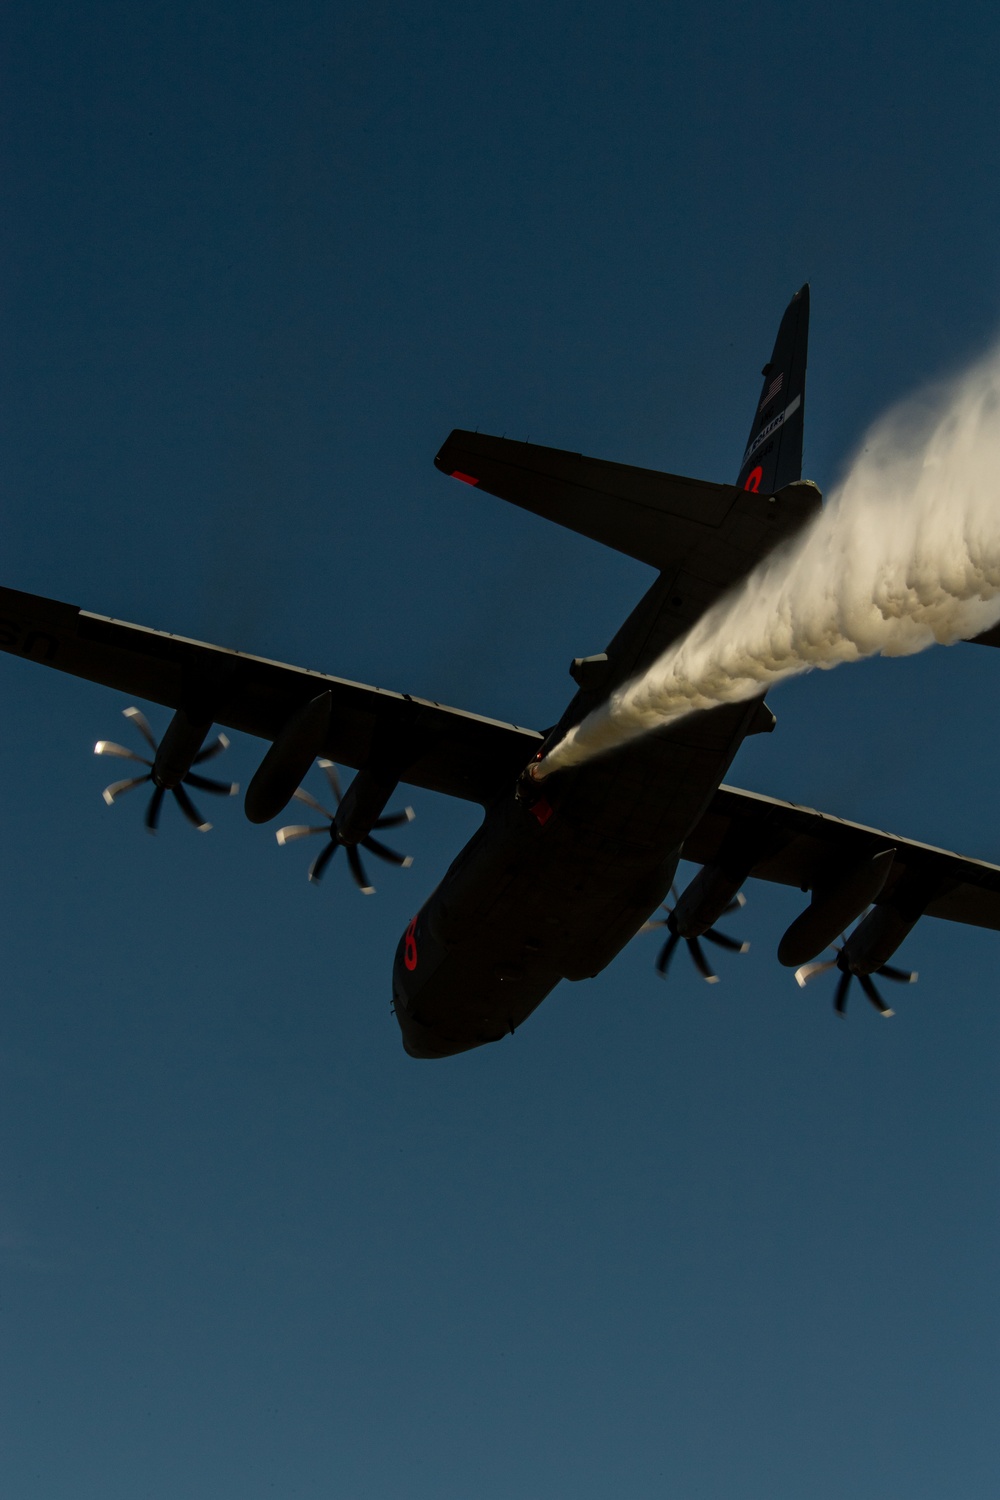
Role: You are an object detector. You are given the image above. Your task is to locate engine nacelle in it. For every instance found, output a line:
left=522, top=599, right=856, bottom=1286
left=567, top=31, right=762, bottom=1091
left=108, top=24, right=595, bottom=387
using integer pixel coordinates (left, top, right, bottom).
left=672, top=863, right=748, bottom=938
left=839, top=868, right=939, bottom=973
left=153, top=708, right=214, bottom=789
left=777, top=848, right=895, bottom=968
left=336, top=768, right=399, bottom=845
left=840, top=904, right=919, bottom=975
left=245, top=691, right=332, bottom=823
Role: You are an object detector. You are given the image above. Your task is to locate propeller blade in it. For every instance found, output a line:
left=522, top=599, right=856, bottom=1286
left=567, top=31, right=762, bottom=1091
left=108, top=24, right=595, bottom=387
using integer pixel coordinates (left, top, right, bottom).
left=145, top=785, right=166, bottom=832
left=723, top=892, right=747, bottom=915
left=184, top=772, right=239, bottom=796
left=655, top=931, right=681, bottom=977
left=687, top=936, right=720, bottom=984
left=102, top=774, right=151, bottom=805
left=373, top=807, right=416, bottom=830
left=308, top=840, right=339, bottom=883
left=859, top=973, right=894, bottom=1017
left=95, top=740, right=151, bottom=764
left=702, top=927, right=749, bottom=954
left=193, top=733, right=230, bottom=764
left=361, top=834, right=413, bottom=868
left=123, top=706, right=158, bottom=752
left=172, top=783, right=212, bottom=832
left=876, top=963, right=918, bottom=984
left=292, top=788, right=336, bottom=820
left=317, top=759, right=344, bottom=806
left=276, top=824, right=329, bottom=845
left=833, top=970, right=852, bottom=1014
left=346, top=844, right=375, bottom=894
left=640, top=918, right=670, bottom=934
left=795, top=957, right=838, bottom=988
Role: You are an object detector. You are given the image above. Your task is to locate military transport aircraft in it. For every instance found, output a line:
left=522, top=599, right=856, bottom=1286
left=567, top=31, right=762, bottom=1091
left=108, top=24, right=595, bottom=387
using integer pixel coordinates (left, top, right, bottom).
left=4, top=285, right=1000, bottom=1057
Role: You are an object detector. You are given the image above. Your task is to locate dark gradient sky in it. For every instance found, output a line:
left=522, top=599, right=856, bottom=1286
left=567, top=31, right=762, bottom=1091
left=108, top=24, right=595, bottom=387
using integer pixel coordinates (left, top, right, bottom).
left=2, top=3, right=999, bottom=1496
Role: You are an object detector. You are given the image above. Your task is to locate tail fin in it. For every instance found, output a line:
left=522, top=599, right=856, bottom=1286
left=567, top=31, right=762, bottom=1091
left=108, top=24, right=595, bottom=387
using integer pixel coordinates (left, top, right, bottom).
left=735, top=284, right=809, bottom=493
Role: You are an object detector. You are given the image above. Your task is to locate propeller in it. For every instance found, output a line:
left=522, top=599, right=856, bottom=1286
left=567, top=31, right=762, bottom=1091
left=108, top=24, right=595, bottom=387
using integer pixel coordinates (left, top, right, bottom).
left=794, top=942, right=917, bottom=1017
left=642, top=891, right=749, bottom=984
left=94, top=706, right=238, bottom=832
left=276, top=759, right=414, bottom=892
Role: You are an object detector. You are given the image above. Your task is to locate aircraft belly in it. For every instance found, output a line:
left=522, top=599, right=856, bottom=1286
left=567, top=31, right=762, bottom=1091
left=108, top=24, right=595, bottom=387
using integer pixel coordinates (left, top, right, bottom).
left=391, top=713, right=751, bottom=1056
left=392, top=835, right=677, bottom=1057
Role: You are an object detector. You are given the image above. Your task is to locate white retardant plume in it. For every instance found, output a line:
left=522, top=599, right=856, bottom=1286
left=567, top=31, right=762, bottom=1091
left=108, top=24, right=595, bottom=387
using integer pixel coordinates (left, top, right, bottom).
left=535, top=344, right=1000, bottom=778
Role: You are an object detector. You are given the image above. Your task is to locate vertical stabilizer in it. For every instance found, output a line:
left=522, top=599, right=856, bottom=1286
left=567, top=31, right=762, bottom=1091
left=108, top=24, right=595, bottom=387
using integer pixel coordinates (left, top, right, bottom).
left=735, top=284, right=809, bottom=494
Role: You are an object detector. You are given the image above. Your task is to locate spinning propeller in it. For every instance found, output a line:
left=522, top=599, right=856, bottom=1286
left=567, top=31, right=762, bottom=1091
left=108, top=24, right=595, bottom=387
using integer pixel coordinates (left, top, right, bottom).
left=276, top=759, right=414, bottom=892
left=795, top=943, right=917, bottom=1017
left=643, top=891, right=749, bottom=983
left=95, top=707, right=238, bottom=832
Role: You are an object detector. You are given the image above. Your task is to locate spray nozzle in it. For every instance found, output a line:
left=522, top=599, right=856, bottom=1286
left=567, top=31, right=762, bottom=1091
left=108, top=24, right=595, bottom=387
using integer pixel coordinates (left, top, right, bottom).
left=515, top=759, right=547, bottom=802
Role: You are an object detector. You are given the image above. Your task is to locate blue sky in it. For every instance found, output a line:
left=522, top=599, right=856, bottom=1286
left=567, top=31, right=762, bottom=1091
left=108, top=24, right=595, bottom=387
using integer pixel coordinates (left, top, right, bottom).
left=1, top=2, right=998, bottom=1496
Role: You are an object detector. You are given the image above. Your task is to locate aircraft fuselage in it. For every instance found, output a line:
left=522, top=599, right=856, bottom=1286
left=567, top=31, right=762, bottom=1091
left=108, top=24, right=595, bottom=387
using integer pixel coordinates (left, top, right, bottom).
left=391, top=568, right=764, bottom=1057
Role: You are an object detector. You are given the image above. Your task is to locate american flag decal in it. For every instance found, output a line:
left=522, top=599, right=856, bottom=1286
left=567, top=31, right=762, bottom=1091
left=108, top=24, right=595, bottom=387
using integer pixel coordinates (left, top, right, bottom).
left=759, top=372, right=784, bottom=410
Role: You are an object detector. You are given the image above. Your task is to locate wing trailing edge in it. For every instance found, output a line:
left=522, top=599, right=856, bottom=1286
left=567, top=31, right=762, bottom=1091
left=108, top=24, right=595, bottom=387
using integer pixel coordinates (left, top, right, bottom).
left=0, top=585, right=540, bottom=805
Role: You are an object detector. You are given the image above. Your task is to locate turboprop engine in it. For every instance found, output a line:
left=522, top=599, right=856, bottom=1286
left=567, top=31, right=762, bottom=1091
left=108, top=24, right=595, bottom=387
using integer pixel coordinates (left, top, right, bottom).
left=645, top=862, right=751, bottom=983
left=841, top=900, right=922, bottom=975
left=793, top=868, right=937, bottom=1015
left=276, top=759, right=414, bottom=892
left=95, top=705, right=238, bottom=831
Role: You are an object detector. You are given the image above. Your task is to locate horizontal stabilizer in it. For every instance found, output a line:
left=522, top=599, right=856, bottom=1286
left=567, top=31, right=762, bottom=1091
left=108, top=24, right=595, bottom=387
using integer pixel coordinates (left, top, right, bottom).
left=436, top=430, right=821, bottom=578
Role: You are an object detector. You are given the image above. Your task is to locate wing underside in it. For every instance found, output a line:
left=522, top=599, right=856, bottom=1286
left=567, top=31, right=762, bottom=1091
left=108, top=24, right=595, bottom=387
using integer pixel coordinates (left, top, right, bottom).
left=0, top=585, right=541, bottom=805
left=684, top=784, right=1000, bottom=932
left=4, top=582, right=1000, bottom=933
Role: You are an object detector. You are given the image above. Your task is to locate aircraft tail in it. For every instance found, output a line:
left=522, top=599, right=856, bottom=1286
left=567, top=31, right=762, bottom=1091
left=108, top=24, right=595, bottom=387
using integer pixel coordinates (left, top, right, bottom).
left=735, top=284, right=809, bottom=494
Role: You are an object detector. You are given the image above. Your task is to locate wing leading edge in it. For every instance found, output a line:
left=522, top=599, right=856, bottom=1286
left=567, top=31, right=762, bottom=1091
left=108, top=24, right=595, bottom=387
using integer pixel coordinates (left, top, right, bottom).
left=684, top=784, right=1000, bottom=933
left=0, top=585, right=541, bottom=805
left=4, top=581, right=1000, bottom=934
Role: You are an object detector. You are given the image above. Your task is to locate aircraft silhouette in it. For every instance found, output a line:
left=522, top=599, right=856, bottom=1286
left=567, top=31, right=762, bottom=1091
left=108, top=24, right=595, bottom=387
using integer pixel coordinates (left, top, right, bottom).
left=4, top=286, right=999, bottom=1055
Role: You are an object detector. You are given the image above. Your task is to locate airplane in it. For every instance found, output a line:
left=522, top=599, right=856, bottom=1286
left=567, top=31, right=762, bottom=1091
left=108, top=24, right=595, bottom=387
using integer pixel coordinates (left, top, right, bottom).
left=4, top=284, right=1000, bottom=1058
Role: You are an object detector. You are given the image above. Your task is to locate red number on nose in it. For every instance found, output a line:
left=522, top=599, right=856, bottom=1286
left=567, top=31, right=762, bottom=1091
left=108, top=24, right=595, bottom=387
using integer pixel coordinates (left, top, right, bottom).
left=404, top=916, right=419, bottom=971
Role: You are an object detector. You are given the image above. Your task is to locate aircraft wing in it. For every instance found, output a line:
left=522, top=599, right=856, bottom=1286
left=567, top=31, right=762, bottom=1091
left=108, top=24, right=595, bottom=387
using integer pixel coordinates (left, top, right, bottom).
left=684, top=784, right=1000, bottom=932
left=5, top=581, right=1000, bottom=926
left=0, top=585, right=542, bottom=805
